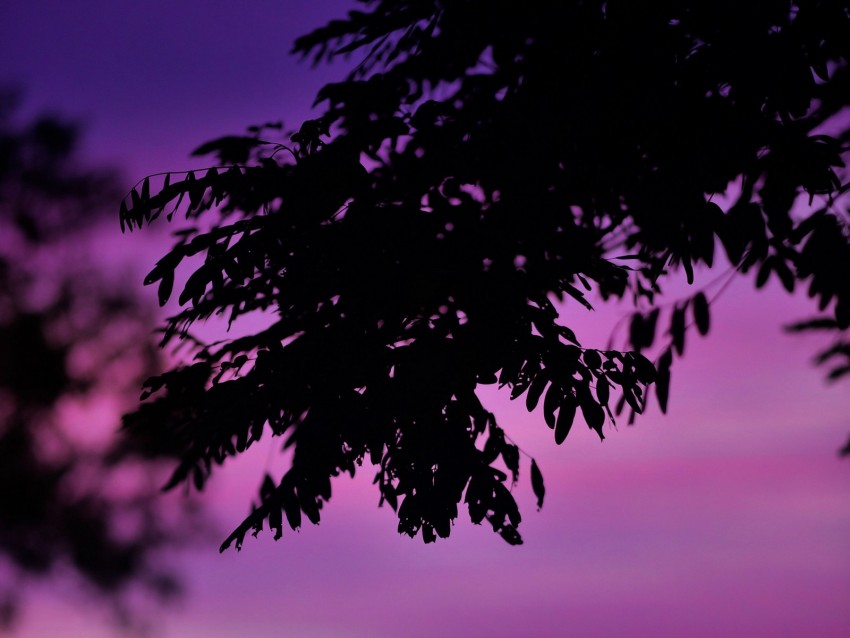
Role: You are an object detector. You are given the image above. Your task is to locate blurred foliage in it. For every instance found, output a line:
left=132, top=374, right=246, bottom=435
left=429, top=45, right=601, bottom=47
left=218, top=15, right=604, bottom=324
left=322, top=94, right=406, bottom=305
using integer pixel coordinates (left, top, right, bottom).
left=121, top=1, right=850, bottom=549
left=0, top=92, right=198, bottom=633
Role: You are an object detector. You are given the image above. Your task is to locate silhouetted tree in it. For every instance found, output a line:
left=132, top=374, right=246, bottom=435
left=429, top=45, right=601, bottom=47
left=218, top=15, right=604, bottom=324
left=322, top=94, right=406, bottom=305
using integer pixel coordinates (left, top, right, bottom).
left=121, top=1, right=850, bottom=549
left=0, top=93, right=197, bottom=632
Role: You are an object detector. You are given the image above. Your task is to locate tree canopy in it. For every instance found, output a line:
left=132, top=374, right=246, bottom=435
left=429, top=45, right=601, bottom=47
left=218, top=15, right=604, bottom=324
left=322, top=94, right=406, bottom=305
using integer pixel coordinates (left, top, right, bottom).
left=0, top=93, right=197, bottom=631
left=120, top=0, right=850, bottom=550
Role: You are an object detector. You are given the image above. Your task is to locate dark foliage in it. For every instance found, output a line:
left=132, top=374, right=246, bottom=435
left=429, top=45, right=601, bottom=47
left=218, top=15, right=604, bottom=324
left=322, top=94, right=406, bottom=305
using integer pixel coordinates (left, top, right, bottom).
left=121, top=1, right=850, bottom=549
left=0, top=93, right=196, bottom=632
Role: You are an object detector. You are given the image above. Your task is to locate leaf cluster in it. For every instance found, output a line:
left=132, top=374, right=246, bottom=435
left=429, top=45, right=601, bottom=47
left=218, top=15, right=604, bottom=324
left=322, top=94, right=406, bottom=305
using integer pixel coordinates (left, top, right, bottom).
left=122, top=1, right=850, bottom=548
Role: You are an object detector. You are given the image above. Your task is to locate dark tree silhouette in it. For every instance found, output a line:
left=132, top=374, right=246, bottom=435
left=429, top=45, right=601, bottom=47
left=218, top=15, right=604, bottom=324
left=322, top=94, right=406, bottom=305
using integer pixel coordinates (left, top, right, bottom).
left=0, top=93, right=197, bottom=632
left=120, top=1, right=850, bottom=550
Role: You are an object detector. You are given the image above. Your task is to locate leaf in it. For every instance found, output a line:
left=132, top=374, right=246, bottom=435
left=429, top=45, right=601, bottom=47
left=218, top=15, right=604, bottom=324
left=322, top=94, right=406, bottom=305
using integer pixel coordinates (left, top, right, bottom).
left=179, top=266, right=209, bottom=307
left=614, top=391, right=627, bottom=416
left=434, top=515, right=451, bottom=540
left=260, top=474, right=276, bottom=500
left=509, top=377, right=529, bottom=400
left=130, top=187, right=142, bottom=212
left=167, top=187, right=185, bottom=221
left=494, top=482, right=521, bottom=528
left=632, top=353, right=657, bottom=384
left=681, top=251, right=694, bottom=285
left=692, top=292, right=710, bottom=335
left=119, top=199, right=129, bottom=232
left=582, top=349, right=601, bottom=369
left=482, top=427, right=504, bottom=464
left=530, top=459, right=545, bottom=510
left=157, top=270, right=174, bottom=306
left=282, top=487, right=302, bottom=531
left=839, top=435, right=850, bottom=457
left=785, top=317, right=839, bottom=332
left=192, top=465, right=205, bottom=491
left=525, top=369, right=548, bottom=411
left=543, top=382, right=560, bottom=429
left=502, top=444, right=520, bottom=482
left=580, top=397, right=605, bottom=440
left=789, top=208, right=827, bottom=243
left=645, top=307, right=660, bottom=338
left=185, top=171, right=204, bottom=211
left=554, top=396, right=576, bottom=444
left=497, top=525, right=523, bottom=545
left=299, top=490, right=321, bottom=525
left=382, top=484, right=398, bottom=511
left=773, top=257, right=795, bottom=292
left=219, top=526, right=247, bottom=553
left=499, top=354, right=524, bottom=387
left=421, top=524, right=436, bottom=544
left=596, top=377, right=610, bottom=405
left=557, top=325, right=580, bottom=345
left=564, top=283, right=594, bottom=310
left=623, top=387, right=643, bottom=414
left=755, top=259, right=772, bottom=289
left=268, top=502, right=284, bottom=540
left=629, top=312, right=646, bottom=350
left=827, top=364, right=850, bottom=381
left=670, top=305, right=686, bottom=355
left=656, top=349, right=673, bottom=413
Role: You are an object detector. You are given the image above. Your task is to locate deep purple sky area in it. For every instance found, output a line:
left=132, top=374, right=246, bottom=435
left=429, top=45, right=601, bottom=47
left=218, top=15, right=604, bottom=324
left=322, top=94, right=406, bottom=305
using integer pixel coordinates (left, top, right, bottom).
left=2, top=2, right=849, bottom=637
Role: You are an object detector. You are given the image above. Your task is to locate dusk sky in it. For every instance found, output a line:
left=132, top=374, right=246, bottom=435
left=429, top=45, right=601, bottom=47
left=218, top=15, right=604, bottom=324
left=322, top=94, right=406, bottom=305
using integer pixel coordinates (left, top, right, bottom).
left=1, top=2, right=848, bottom=637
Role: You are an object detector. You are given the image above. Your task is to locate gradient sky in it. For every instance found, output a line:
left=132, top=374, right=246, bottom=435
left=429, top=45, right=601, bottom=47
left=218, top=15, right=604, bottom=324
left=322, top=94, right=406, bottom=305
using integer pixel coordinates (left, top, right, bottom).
left=2, top=2, right=848, bottom=637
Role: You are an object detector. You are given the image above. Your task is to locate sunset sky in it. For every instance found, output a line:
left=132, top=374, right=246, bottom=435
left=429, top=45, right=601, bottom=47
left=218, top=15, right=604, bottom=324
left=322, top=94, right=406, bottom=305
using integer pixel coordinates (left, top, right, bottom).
left=1, top=2, right=848, bottom=637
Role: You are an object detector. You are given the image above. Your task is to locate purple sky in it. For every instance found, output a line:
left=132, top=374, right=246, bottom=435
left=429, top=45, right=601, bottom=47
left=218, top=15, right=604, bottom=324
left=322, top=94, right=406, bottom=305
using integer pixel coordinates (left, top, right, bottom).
left=2, top=2, right=849, bottom=637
